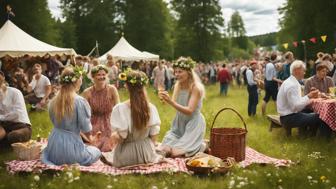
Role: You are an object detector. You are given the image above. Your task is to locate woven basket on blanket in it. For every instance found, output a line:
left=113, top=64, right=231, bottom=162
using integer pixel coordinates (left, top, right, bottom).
left=11, top=140, right=42, bottom=161
left=209, top=108, right=248, bottom=162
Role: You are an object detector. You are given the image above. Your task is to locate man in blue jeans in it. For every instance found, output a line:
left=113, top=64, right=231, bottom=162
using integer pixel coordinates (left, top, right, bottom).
left=217, top=64, right=231, bottom=96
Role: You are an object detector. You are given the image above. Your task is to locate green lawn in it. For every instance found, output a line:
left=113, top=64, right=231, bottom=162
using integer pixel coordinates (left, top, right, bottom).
left=0, top=84, right=335, bottom=189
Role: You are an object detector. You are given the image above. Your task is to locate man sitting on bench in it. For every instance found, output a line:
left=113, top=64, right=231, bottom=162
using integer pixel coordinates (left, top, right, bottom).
left=277, top=60, right=331, bottom=138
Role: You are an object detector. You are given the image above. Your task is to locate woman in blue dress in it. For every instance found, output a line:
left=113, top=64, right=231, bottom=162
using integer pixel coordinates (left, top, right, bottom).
left=42, top=67, right=101, bottom=166
left=159, top=57, right=206, bottom=157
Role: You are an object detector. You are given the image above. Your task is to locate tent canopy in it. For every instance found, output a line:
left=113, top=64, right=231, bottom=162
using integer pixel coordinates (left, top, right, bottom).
left=142, top=51, right=159, bottom=60
left=99, top=36, right=159, bottom=61
left=0, top=20, right=76, bottom=57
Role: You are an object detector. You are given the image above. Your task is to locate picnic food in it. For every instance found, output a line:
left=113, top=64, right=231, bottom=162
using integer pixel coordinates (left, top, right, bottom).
left=187, top=153, right=224, bottom=167
left=14, top=140, right=37, bottom=149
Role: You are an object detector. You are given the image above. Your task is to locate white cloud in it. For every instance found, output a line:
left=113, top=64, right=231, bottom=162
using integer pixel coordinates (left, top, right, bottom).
left=48, top=0, right=62, bottom=19
left=47, top=0, right=286, bottom=36
left=221, top=0, right=286, bottom=36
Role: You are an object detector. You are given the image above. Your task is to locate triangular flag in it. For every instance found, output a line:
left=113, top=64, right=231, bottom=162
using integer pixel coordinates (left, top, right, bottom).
left=283, top=43, right=288, bottom=49
left=309, top=37, right=317, bottom=43
left=293, top=41, right=298, bottom=47
left=321, top=35, right=327, bottom=42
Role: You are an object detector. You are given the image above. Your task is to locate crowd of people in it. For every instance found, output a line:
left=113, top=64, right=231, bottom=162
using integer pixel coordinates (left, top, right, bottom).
left=0, top=56, right=208, bottom=167
left=0, top=49, right=335, bottom=167
left=240, top=51, right=336, bottom=138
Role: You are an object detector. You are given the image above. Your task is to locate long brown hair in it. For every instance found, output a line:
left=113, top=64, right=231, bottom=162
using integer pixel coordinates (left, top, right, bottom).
left=50, top=67, right=78, bottom=123
left=126, top=70, right=150, bottom=130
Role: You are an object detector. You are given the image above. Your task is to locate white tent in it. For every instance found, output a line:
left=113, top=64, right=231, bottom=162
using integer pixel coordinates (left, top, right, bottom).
left=0, top=20, right=76, bottom=57
left=142, top=51, right=159, bottom=61
left=99, top=36, right=159, bottom=61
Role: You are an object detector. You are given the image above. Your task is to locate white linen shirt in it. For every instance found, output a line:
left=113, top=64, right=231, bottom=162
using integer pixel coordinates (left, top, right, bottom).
left=29, top=75, right=51, bottom=98
left=265, top=62, right=277, bottom=81
left=0, top=87, right=31, bottom=125
left=246, top=69, right=256, bottom=86
left=277, top=75, right=310, bottom=116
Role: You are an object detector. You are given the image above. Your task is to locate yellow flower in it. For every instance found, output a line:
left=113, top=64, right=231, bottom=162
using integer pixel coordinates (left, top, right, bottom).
left=320, top=176, right=327, bottom=181
left=119, top=73, right=127, bottom=81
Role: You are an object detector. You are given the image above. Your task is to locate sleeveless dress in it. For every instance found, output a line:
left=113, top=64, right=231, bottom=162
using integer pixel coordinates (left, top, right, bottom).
left=86, top=86, right=116, bottom=152
left=41, top=95, right=101, bottom=166
left=103, top=102, right=162, bottom=168
left=162, top=90, right=206, bottom=157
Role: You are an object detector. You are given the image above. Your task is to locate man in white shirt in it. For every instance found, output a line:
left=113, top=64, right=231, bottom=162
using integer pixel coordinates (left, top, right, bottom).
left=25, top=63, right=51, bottom=108
left=262, top=54, right=283, bottom=115
left=0, top=71, right=32, bottom=146
left=246, top=61, right=258, bottom=116
left=277, top=60, right=332, bottom=138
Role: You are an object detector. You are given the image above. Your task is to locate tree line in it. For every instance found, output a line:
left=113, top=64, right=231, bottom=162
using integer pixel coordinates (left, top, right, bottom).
left=277, top=0, right=336, bottom=60
left=0, top=0, right=258, bottom=61
left=2, top=0, right=333, bottom=62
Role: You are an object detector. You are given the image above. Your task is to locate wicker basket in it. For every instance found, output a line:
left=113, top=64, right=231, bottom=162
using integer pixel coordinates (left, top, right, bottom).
left=209, top=108, right=247, bottom=162
left=11, top=141, right=42, bottom=160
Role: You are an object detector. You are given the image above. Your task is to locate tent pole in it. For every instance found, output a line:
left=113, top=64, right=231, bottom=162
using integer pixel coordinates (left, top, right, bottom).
left=95, top=41, right=100, bottom=57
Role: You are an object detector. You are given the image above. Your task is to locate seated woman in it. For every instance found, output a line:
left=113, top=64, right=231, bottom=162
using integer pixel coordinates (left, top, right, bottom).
left=159, top=57, right=206, bottom=157
left=0, top=71, right=32, bottom=146
left=105, top=69, right=162, bottom=168
left=41, top=67, right=101, bottom=166
left=82, top=65, right=120, bottom=152
left=304, top=63, right=334, bottom=95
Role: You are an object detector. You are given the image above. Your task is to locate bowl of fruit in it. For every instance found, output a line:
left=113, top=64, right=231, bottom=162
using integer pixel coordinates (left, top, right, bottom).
left=186, top=153, right=235, bottom=175
left=11, top=140, right=42, bottom=160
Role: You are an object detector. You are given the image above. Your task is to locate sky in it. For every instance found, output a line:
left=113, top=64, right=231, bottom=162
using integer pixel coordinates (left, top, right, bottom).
left=47, top=0, right=286, bottom=36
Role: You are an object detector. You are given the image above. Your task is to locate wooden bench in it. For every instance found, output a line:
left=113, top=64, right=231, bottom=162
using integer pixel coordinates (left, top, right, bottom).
left=267, top=115, right=292, bottom=136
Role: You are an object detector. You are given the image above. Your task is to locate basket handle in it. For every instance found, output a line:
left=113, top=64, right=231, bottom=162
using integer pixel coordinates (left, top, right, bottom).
left=210, top=108, right=247, bottom=132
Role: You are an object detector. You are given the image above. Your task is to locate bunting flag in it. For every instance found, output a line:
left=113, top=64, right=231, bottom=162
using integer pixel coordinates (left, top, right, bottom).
left=309, top=37, right=317, bottom=43
left=293, top=41, right=298, bottom=47
left=281, top=35, right=328, bottom=49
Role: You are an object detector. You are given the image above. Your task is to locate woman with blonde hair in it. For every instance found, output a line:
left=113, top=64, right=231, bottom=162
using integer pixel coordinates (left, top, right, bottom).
left=159, top=57, right=206, bottom=157
left=103, top=69, right=162, bottom=167
left=41, top=67, right=101, bottom=166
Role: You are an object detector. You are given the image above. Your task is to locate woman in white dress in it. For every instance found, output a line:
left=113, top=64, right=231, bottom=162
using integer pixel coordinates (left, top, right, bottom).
left=104, top=69, right=162, bottom=167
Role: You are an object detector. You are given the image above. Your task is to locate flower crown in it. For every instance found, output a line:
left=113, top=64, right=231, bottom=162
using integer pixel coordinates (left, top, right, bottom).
left=60, top=66, right=84, bottom=85
left=172, top=57, right=196, bottom=70
left=91, top=65, right=109, bottom=76
left=118, top=68, right=149, bottom=86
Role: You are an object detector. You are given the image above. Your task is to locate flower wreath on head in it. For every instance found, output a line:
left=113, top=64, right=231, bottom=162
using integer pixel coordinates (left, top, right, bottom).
left=91, top=64, right=109, bottom=76
left=118, top=68, right=149, bottom=86
left=60, top=66, right=84, bottom=85
left=172, top=57, right=196, bottom=70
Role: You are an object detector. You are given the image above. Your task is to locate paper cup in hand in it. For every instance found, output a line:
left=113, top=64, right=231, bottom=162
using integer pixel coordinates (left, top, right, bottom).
left=158, top=86, right=165, bottom=103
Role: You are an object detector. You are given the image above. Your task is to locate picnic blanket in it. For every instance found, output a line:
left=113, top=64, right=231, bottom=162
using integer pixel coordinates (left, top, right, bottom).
left=6, top=146, right=292, bottom=175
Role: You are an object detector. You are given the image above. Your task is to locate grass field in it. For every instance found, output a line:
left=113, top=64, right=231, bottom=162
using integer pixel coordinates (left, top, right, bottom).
left=0, top=84, right=335, bottom=189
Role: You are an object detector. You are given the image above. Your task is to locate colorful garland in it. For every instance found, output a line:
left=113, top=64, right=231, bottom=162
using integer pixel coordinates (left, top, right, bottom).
left=60, top=66, right=84, bottom=84
left=172, top=57, right=196, bottom=70
left=118, top=68, right=148, bottom=86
